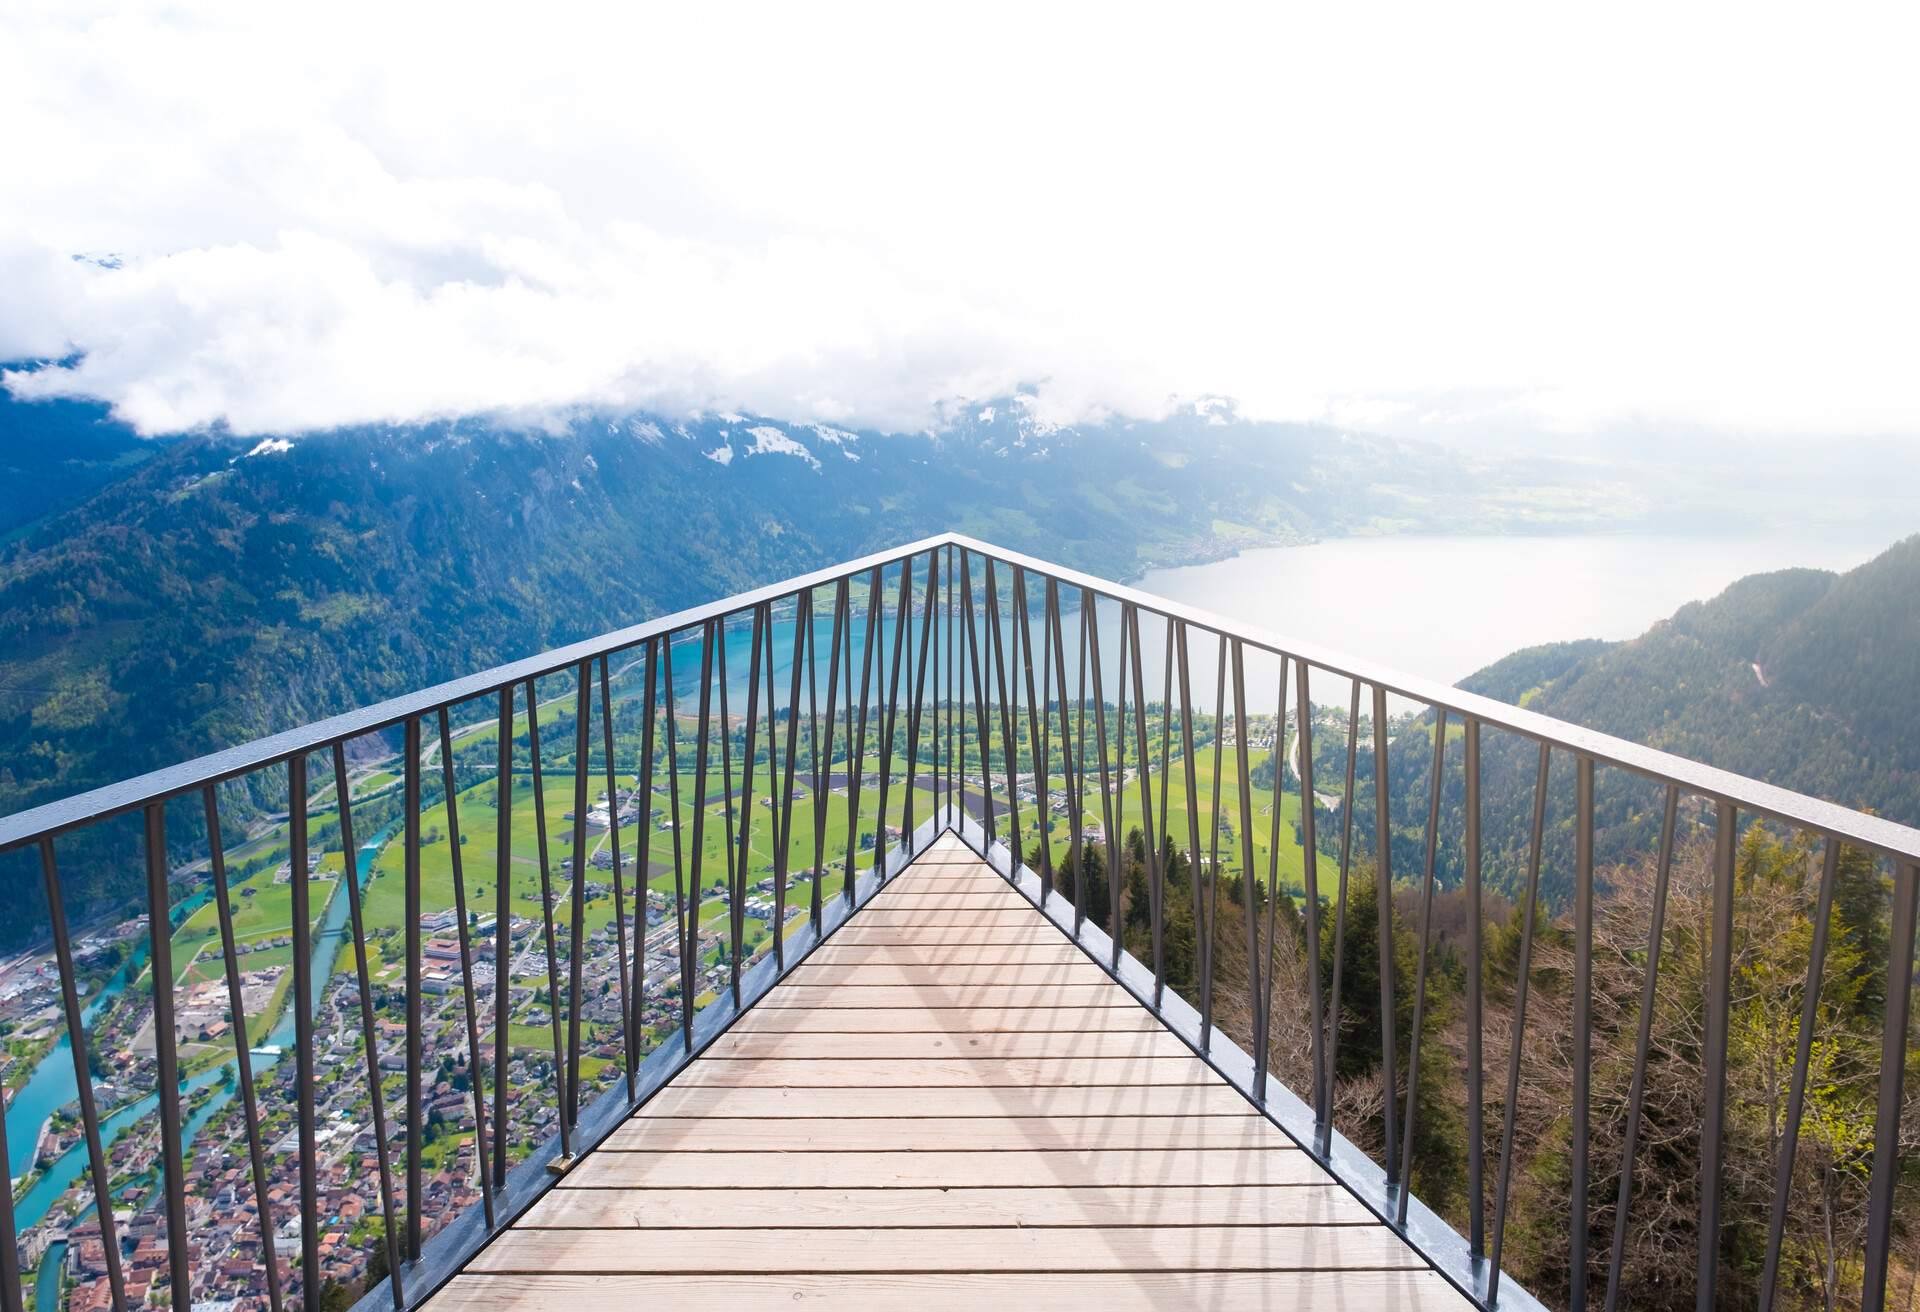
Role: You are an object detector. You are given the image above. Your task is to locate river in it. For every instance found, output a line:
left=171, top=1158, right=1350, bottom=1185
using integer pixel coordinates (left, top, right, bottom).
left=7, top=828, right=384, bottom=1240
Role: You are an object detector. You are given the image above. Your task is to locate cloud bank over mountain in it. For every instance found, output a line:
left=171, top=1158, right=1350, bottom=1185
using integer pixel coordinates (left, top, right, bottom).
left=3, top=2, right=1917, bottom=443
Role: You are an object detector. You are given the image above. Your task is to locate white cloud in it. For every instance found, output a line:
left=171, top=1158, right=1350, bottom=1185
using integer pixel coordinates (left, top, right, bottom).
left=1, top=0, right=1918, bottom=445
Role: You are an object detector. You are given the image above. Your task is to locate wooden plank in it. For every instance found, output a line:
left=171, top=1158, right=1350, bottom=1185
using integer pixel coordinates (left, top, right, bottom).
left=866, top=892, right=1027, bottom=908
left=560, top=1146, right=1325, bottom=1189
left=469, top=1223, right=1424, bottom=1274
left=517, top=1182, right=1375, bottom=1230
left=823, top=927, right=1067, bottom=944
left=628, top=1083, right=1259, bottom=1119
left=784, top=961, right=1110, bottom=987
left=600, top=1113, right=1284, bottom=1153
left=804, top=943, right=1084, bottom=965
left=750, top=984, right=1132, bottom=1009
left=668, top=1056, right=1214, bottom=1088
left=702, top=1029, right=1192, bottom=1062
left=729, top=1006, right=1163, bottom=1034
left=434, top=1271, right=1465, bottom=1311
left=849, top=910, right=1045, bottom=926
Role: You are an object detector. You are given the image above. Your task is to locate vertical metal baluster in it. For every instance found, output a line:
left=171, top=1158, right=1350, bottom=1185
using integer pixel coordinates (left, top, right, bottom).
left=927, top=557, right=941, bottom=823
left=961, top=552, right=995, bottom=846
left=1048, top=580, right=1085, bottom=925
left=524, top=678, right=572, bottom=1158
left=1696, top=802, right=1737, bottom=1312
left=761, top=614, right=781, bottom=922
left=841, top=589, right=856, bottom=869
left=1605, top=785, right=1680, bottom=1312
left=845, top=569, right=881, bottom=902
left=1039, top=579, right=1056, bottom=886
left=874, top=563, right=911, bottom=879
left=404, top=716, right=425, bottom=1257
left=631, top=651, right=657, bottom=1083
left=1754, top=838, right=1840, bottom=1312
left=662, top=638, right=693, bottom=1053
left=597, top=658, right=633, bottom=1099
left=1371, top=685, right=1401, bottom=1196
left=1075, top=592, right=1091, bottom=919
left=1258, top=655, right=1291, bottom=1099
left=1319, top=681, right=1362, bottom=1155
left=927, top=558, right=939, bottom=822
left=987, top=559, right=1023, bottom=875
left=1125, top=605, right=1163, bottom=1005
left=331, top=744, right=406, bottom=1307
left=1087, top=590, right=1119, bottom=952
left=1111, top=601, right=1130, bottom=961
left=1488, top=743, right=1551, bottom=1306
left=948, top=541, right=959, bottom=824
left=1155, top=621, right=1174, bottom=1005
left=1230, top=641, right=1262, bottom=1088
left=1176, top=623, right=1207, bottom=1031
left=288, top=756, right=321, bottom=1306
left=566, top=668, right=589, bottom=1128
left=904, top=552, right=937, bottom=845
left=38, top=837, right=128, bottom=1312
left=1862, top=858, right=1918, bottom=1310
left=943, top=542, right=953, bottom=823
left=812, top=582, right=847, bottom=919
left=777, top=593, right=808, bottom=960
left=1203, top=635, right=1227, bottom=1050
left=1295, top=665, right=1326, bottom=1133
left=0, top=992, right=16, bottom=1312
left=803, top=591, right=822, bottom=904
left=1398, top=708, right=1449, bottom=1223
left=687, top=624, right=717, bottom=1030
left=493, top=686, right=512, bottom=1188
left=202, top=791, right=288, bottom=1306
left=715, top=622, right=739, bottom=1004
left=1568, top=755, right=1596, bottom=1307
left=142, top=802, right=191, bottom=1312
left=436, top=707, right=496, bottom=1227
left=738, top=606, right=765, bottom=975
left=1017, top=567, right=1052, bottom=899
left=1464, top=716, right=1485, bottom=1256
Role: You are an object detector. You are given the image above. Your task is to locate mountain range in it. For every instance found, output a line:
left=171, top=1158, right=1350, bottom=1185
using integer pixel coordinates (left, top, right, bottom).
left=1, top=384, right=1914, bottom=938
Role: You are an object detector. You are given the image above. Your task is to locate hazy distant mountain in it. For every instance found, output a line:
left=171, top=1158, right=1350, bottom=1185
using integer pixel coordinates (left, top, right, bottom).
left=1350, top=534, right=1920, bottom=905
left=0, top=390, right=1626, bottom=937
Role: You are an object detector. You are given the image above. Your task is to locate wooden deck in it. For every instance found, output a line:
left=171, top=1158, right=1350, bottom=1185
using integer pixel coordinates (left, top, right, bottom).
left=427, top=834, right=1472, bottom=1310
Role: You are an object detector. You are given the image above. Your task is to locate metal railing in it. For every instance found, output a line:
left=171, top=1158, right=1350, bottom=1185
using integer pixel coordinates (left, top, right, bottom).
left=0, top=533, right=1914, bottom=1312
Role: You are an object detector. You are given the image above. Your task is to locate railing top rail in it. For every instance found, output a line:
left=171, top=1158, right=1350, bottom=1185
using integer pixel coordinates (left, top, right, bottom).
left=0, top=533, right=948, bottom=852
left=950, top=533, right=1920, bottom=865
left=7, top=530, right=1919, bottom=864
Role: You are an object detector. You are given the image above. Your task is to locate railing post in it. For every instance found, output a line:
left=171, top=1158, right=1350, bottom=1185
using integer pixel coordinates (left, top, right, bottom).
left=1695, top=802, right=1738, bottom=1311
left=493, top=684, right=514, bottom=1189
left=1862, top=859, right=1918, bottom=1310
left=144, top=801, right=192, bottom=1312
left=405, top=715, right=425, bottom=1257
left=1371, top=685, right=1400, bottom=1196
left=289, top=755, right=321, bottom=1309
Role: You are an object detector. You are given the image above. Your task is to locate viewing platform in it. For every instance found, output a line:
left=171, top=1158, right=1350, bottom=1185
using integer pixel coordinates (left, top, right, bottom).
left=1, top=533, right=1913, bottom=1312
left=429, top=833, right=1468, bottom=1311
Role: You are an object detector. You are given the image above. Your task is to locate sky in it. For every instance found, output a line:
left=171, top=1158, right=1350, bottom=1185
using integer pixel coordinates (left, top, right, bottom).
left=2, top=1, right=1918, bottom=445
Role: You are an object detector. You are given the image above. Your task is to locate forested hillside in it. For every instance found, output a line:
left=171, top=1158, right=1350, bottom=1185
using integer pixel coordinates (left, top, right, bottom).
left=1323, top=534, right=1920, bottom=907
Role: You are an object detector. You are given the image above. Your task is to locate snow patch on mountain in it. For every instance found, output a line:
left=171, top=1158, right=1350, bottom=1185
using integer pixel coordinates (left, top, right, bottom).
left=745, top=425, right=821, bottom=469
left=803, top=422, right=860, bottom=446
left=704, top=444, right=735, bottom=465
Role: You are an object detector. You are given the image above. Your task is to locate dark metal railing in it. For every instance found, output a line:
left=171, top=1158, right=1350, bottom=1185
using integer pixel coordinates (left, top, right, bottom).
left=0, top=533, right=1914, bottom=1312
